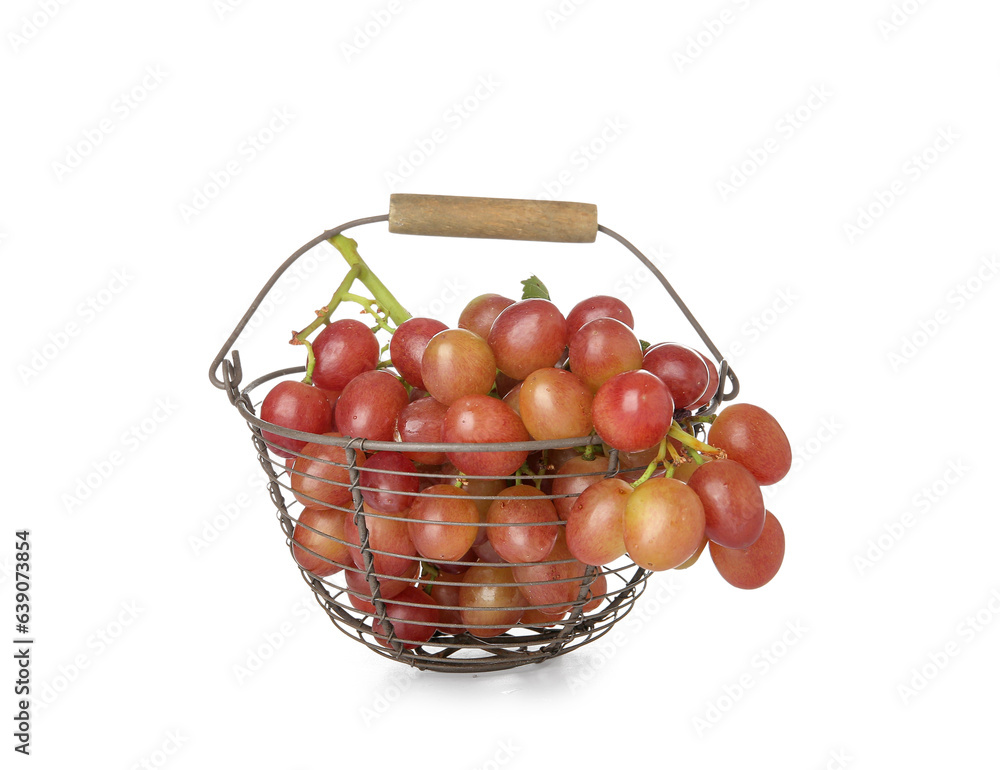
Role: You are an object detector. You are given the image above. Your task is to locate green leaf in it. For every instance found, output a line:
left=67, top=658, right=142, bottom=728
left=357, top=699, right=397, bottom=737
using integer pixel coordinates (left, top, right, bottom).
left=639, top=339, right=652, bottom=351
left=520, top=275, right=550, bottom=301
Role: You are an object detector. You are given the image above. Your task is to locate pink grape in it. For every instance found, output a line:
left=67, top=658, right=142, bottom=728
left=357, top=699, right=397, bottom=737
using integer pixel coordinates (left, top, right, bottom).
left=624, top=477, right=706, bottom=571
left=421, top=328, right=497, bottom=406
left=709, top=510, right=785, bottom=589
left=335, top=369, right=409, bottom=441
left=486, top=485, right=560, bottom=564
left=642, top=343, right=711, bottom=410
left=458, top=294, right=515, bottom=340
left=395, top=397, right=449, bottom=465
left=311, top=319, right=380, bottom=391
left=389, top=317, right=448, bottom=391
left=687, top=459, right=765, bottom=549
left=568, top=317, right=644, bottom=392
left=518, top=367, right=593, bottom=440
left=260, top=380, right=334, bottom=459
left=592, top=369, right=674, bottom=453
left=407, top=485, right=480, bottom=562
left=487, top=299, right=568, bottom=380
left=359, top=451, right=420, bottom=513
left=551, top=454, right=612, bottom=520
left=565, top=295, right=635, bottom=339
left=707, top=403, right=792, bottom=486
left=565, top=478, right=631, bottom=566
left=442, top=395, right=531, bottom=477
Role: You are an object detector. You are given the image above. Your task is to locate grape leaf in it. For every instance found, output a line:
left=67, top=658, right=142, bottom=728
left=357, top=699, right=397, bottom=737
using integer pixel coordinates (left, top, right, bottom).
left=520, top=275, right=550, bottom=301
left=640, top=339, right=652, bottom=351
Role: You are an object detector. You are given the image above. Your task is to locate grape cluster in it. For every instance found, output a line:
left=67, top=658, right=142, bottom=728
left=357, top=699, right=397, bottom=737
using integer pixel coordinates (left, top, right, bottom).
left=259, top=264, right=791, bottom=649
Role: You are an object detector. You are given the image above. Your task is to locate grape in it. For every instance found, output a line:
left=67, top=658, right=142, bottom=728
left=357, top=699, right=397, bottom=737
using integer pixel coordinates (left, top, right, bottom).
left=344, top=560, right=418, bottom=605
left=459, top=565, right=525, bottom=637
left=689, top=352, right=720, bottom=410
left=502, top=382, right=523, bottom=416
left=407, top=485, right=480, bottom=561
left=311, top=319, right=380, bottom=391
left=686, top=459, right=765, bottom=549
left=486, top=485, right=560, bottom=564
left=371, top=586, right=440, bottom=649
left=344, top=505, right=418, bottom=579
left=512, top=532, right=588, bottom=615
left=395, top=397, right=449, bottom=465
left=291, top=506, right=352, bottom=576
left=624, top=477, right=706, bottom=571
left=359, top=451, right=420, bottom=513
left=427, top=572, right=466, bottom=634
left=551, top=454, right=612, bottom=520
left=389, top=316, right=448, bottom=390
left=487, top=299, right=568, bottom=380
left=669, top=453, right=707, bottom=483
left=708, top=404, right=792, bottom=485
left=565, top=478, right=631, bottom=566
left=592, top=370, right=674, bottom=453
left=674, top=536, right=708, bottom=569
left=565, top=295, right=635, bottom=339
left=521, top=607, right=565, bottom=626
left=473, top=538, right=506, bottom=563
left=568, top=318, right=644, bottom=392
left=709, top=511, right=784, bottom=589
left=642, top=343, right=711, bottom=410
left=494, top=372, right=520, bottom=398
left=290, top=435, right=364, bottom=509
left=458, top=293, right=515, bottom=340
left=442, top=464, right=506, bottom=544
left=421, top=328, right=497, bottom=406
left=260, top=381, right=334, bottom=459
left=442, top=395, right=531, bottom=477
left=335, top=370, right=409, bottom=441
left=518, top=368, right=593, bottom=440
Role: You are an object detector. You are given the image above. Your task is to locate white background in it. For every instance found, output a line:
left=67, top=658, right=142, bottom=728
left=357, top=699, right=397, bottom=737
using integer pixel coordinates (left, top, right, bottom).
left=4, top=0, right=999, bottom=767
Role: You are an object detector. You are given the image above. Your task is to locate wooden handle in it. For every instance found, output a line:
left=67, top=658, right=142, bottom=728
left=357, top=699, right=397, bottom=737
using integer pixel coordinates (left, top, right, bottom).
left=388, top=194, right=597, bottom=243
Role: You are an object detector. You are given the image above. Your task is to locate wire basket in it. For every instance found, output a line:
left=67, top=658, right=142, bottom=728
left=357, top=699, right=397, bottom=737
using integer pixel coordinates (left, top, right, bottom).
left=209, top=194, right=738, bottom=673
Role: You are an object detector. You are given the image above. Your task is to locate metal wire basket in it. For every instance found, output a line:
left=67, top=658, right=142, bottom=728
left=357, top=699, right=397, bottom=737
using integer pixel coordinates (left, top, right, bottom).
left=209, top=194, right=738, bottom=673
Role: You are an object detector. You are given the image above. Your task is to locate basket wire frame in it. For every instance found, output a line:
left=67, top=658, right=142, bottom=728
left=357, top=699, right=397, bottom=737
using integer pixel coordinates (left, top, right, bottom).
left=212, top=211, right=737, bottom=673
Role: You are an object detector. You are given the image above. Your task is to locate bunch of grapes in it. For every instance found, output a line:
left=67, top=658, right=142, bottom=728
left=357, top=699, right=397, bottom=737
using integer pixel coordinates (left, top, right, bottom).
left=258, top=236, right=791, bottom=648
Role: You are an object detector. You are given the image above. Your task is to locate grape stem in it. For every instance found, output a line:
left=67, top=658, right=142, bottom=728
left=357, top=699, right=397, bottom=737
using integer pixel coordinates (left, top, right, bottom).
left=290, top=236, right=413, bottom=374
left=667, top=421, right=724, bottom=457
left=421, top=562, right=439, bottom=596
left=630, top=437, right=668, bottom=488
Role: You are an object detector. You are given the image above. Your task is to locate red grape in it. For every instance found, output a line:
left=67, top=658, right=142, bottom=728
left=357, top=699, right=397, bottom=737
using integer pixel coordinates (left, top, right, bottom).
left=565, top=295, right=635, bottom=339
left=359, top=451, right=420, bottom=513
left=592, top=370, right=674, bottom=453
left=687, top=459, right=765, bottom=549
left=427, top=572, right=466, bottom=634
left=512, top=532, right=588, bottom=615
left=709, top=510, right=784, bottom=588
left=421, top=328, right=497, bottom=406
left=568, top=317, right=644, bottom=392
left=518, top=368, right=594, bottom=440
left=311, top=319, right=380, bottom=391
left=458, top=293, right=515, bottom=340
left=371, top=586, right=440, bottom=649
left=689, top=352, right=720, bottom=410
left=551, top=454, right=612, bottom=520
left=407, top=485, right=480, bottom=561
left=260, top=381, right=335, bottom=459
left=389, top=316, right=448, bottom=391
left=344, top=560, right=418, bottom=605
left=335, top=370, right=409, bottom=441
left=487, top=299, right=568, bottom=380
left=290, top=435, right=364, bottom=509
left=395, top=397, right=449, bottom=465
left=291, top=506, right=352, bottom=576
left=345, top=505, right=418, bottom=579
left=459, top=565, right=525, bottom=637
left=486, top=485, right=560, bottom=564
left=623, top=477, right=706, bottom=571
left=442, top=395, right=531, bottom=477
left=708, top=404, right=792, bottom=486
left=565, top=478, right=631, bottom=566
left=642, top=343, right=711, bottom=410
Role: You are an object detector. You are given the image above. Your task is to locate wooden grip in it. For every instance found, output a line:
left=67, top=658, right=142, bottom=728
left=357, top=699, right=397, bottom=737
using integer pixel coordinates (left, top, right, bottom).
left=388, top=194, right=598, bottom=243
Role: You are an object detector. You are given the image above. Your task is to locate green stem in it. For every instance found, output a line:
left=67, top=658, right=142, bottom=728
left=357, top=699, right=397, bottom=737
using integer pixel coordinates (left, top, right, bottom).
left=330, top=234, right=412, bottom=326
left=668, top=421, right=723, bottom=456
left=631, top=437, right=668, bottom=488
left=421, top=562, right=439, bottom=596
left=300, top=339, right=316, bottom=385
left=293, top=263, right=362, bottom=344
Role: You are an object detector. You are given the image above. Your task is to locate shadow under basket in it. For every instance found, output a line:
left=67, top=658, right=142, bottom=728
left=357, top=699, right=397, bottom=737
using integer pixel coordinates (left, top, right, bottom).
left=209, top=194, right=738, bottom=673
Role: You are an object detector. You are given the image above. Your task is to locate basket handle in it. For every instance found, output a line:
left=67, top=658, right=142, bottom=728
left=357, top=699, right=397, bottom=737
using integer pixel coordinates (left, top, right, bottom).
left=388, top=194, right=598, bottom=243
